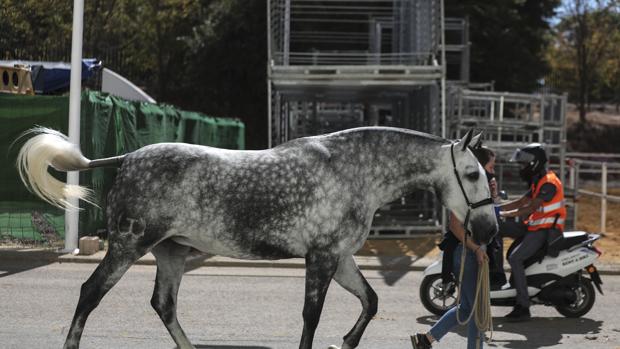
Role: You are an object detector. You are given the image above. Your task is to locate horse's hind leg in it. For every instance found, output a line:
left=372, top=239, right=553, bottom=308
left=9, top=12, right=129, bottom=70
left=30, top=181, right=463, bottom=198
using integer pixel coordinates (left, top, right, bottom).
left=150, top=239, right=195, bottom=349
left=332, top=255, right=378, bottom=349
left=63, top=240, right=151, bottom=349
left=299, top=252, right=339, bottom=349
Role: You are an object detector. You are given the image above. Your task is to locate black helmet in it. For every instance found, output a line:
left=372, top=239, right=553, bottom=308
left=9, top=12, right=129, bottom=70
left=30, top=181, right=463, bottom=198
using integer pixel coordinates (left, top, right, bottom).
left=510, top=143, right=547, bottom=183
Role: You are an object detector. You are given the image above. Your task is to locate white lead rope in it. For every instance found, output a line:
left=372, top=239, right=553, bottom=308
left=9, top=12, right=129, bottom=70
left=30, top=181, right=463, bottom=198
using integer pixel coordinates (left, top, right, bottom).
left=455, top=232, right=493, bottom=349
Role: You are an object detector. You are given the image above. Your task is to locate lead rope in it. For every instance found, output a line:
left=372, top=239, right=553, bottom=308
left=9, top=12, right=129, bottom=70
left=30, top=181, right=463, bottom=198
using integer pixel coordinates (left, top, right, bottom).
left=455, top=231, right=493, bottom=349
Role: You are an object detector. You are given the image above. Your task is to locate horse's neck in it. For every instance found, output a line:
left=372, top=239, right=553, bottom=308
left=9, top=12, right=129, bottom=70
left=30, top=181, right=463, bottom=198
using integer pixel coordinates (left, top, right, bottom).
left=326, top=130, right=443, bottom=208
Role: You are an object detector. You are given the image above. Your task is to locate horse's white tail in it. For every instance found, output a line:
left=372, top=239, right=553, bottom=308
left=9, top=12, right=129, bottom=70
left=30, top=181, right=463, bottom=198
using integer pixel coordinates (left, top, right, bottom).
left=16, top=127, right=95, bottom=210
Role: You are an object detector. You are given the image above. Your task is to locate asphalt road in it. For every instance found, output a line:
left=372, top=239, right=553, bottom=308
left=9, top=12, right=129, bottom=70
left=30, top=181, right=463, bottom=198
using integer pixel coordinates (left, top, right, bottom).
left=0, top=260, right=619, bottom=349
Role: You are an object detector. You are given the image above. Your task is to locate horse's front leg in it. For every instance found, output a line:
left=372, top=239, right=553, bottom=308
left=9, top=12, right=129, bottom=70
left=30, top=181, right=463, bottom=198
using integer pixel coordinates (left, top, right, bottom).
left=299, top=251, right=339, bottom=349
left=332, top=255, right=378, bottom=349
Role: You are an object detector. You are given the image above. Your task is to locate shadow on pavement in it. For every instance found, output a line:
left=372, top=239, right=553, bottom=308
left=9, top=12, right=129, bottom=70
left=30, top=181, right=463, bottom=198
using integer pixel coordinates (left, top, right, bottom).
left=489, top=317, right=603, bottom=348
left=359, top=238, right=438, bottom=286
left=184, top=251, right=214, bottom=273
left=416, top=315, right=603, bottom=348
left=0, top=249, right=58, bottom=278
left=378, top=255, right=415, bottom=285
left=196, top=345, right=271, bottom=349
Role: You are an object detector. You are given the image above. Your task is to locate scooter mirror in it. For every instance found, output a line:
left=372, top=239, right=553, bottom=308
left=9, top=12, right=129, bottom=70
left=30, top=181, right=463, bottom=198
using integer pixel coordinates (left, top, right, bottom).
left=499, top=190, right=508, bottom=200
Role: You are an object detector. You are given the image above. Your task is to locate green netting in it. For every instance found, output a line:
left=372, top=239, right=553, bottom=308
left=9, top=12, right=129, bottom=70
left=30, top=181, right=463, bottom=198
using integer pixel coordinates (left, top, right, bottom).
left=0, top=90, right=245, bottom=239
left=0, top=202, right=65, bottom=241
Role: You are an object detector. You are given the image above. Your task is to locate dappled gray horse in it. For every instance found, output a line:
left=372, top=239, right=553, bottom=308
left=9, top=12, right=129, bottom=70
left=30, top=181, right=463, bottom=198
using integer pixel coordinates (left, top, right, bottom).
left=16, top=126, right=497, bottom=349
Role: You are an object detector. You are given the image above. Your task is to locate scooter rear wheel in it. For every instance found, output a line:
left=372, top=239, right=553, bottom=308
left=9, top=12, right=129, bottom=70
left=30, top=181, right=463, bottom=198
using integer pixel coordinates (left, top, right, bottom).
left=420, top=274, right=458, bottom=316
left=555, top=278, right=596, bottom=318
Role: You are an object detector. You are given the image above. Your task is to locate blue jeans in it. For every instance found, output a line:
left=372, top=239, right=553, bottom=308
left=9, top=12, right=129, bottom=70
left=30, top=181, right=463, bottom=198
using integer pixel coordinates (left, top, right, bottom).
left=429, top=244, right=483, bottom=349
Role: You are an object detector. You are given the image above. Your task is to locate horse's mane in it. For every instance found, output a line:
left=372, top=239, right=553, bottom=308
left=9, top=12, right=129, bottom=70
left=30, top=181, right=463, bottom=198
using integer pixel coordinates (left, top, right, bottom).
left=321, top=126, right=450, bottom=144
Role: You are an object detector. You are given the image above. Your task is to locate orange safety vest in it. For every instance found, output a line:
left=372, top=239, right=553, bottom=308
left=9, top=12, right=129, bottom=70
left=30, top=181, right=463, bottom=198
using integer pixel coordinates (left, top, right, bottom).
left=526, top=171, right=566, bottom=232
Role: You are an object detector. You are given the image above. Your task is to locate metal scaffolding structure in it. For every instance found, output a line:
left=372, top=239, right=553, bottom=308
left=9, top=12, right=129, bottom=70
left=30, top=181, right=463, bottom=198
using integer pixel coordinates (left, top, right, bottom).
left=444, top=17, right=469, bottom=83
left=267, top=0, right=571, bottom=234
left=446, top=89, right=567, bottom=182
left=268, top=0, right=445, bottom=236
left=446, top=87, right=572, bottom=228
left=269, top=0, right=441, bottom=66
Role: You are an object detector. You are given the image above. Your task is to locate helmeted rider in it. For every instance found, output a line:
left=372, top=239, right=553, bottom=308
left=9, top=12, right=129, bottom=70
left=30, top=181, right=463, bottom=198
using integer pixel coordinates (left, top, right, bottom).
left=497, top=143, right=566, bottom=322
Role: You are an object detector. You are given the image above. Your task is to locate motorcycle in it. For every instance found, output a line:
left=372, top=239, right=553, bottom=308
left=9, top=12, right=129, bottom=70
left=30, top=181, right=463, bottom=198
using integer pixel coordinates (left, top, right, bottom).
left=420, top=231, right=604, bottom=318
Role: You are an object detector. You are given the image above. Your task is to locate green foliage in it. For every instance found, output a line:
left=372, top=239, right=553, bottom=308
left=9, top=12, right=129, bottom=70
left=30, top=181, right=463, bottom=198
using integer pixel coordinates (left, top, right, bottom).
left=0, top=0, right=72, bottom=57
left=446, top=0, right=561, bottom=92
left=180, top=0, right=267, bottom=150
left=547, top=3, right=620, bottom=115
left=3, top=0, right=559, bottom=147
left=1, top=0, right=266, bottom=148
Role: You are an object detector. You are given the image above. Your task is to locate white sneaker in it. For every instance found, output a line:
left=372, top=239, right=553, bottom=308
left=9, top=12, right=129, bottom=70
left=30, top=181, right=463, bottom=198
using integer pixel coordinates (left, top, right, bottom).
left=500, top=282, right=512, bottom=290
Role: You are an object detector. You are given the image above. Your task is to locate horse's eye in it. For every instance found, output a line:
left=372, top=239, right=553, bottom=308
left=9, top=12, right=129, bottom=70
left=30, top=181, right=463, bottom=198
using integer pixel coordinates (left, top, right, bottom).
left=466, top=172, right=480, bottom=181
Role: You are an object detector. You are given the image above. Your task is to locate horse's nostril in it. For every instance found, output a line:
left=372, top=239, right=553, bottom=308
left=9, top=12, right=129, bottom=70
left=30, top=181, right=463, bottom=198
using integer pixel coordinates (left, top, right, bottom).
left=475, top=225, right=497, bottom=245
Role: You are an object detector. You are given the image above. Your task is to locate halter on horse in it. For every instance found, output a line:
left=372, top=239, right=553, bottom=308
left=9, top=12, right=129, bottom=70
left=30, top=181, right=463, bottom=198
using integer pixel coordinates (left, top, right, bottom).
left=16, top=126, right=497, bottom=349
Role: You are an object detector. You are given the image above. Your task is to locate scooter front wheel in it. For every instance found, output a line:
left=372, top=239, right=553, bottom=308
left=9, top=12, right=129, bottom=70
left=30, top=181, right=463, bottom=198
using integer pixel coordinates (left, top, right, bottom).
left=420, top=274, right=458, bottom=316
left=555, top=278, right=596, bottom=318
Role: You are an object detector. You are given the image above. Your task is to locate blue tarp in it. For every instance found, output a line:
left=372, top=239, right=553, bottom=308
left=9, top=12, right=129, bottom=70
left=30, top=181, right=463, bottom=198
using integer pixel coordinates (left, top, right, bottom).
left=0, top=59, right=101, bottom=94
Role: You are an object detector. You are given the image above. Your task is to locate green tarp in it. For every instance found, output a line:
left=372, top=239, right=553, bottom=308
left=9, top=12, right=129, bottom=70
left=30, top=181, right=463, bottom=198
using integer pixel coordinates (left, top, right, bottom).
left=0, top=90, right=245, bottom=240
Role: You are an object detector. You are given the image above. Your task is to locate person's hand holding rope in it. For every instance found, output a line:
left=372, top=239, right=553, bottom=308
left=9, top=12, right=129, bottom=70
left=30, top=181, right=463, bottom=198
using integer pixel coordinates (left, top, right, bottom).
left=475, top=245, right=489, bottom=265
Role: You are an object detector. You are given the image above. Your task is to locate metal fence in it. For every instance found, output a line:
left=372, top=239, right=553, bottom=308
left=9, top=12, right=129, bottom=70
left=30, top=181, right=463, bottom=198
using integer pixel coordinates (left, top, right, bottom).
left=268, top=0, right=441, bottom=66
left=0, top=202, right=65, bottom=243
left=566, top=156, right=620, bottom=234
left=268, top=0, right=445, bottom=237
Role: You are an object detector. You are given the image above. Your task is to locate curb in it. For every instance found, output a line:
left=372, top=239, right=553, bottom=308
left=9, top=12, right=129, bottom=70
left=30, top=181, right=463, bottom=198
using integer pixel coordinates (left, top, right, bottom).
left=3, top=248, right=620, bottom=275
left=56, top=252, right=434, bottom=272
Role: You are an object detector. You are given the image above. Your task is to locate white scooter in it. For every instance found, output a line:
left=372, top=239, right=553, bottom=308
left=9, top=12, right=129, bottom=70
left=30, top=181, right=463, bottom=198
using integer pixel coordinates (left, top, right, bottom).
left=420, top=231, right=604, bottom=318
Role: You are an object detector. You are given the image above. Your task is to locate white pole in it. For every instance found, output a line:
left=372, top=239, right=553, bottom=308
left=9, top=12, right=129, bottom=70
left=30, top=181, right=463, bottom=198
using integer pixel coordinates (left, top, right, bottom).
left=440, top=0, right=447, bottom=230
left=266, top=0, right=272, bottom=148
left=440, top=0, right=446, bottom=139
left=569, top=162, right=575, bottom=189
left=64, top=0, right=85, bottom=253
left=601, top=162, right=607, bottom=234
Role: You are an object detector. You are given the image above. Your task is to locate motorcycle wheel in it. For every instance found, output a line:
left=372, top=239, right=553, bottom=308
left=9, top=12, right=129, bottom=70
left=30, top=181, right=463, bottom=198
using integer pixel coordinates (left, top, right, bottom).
left=420, top=274, right=458, bottom=316
left=555, top=278, right=596, bottom=318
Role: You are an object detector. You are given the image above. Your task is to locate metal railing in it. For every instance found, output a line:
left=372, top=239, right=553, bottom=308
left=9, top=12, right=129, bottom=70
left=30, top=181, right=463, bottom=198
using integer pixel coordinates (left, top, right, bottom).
left=268, top=0, right=441, bottom=67
left=567, top=158, right=620, bottom=234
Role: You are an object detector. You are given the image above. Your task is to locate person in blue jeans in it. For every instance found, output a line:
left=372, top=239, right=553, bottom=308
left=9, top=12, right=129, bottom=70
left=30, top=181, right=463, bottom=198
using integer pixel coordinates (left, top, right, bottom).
left=411, top=144, right=496, bottom=349
left=411, top=212, right=488, bottom=349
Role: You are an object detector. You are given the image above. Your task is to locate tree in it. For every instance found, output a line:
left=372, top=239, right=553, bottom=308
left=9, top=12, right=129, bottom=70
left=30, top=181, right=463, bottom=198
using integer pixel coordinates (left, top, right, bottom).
left=182, top=0, right=267, bottom=149
left=445, top=0, right=561, bottom=92
left=0, top=0, right=72, bottom=59
left=599, top=29, right=620, bottom=110
left=549, top=0, right=620, bottom=123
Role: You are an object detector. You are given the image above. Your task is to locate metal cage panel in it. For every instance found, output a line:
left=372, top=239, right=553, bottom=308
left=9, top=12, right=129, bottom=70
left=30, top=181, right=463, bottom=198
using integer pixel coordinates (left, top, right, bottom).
left=269, top=0, right=441, bottom=66
left=446, top=88, right=570, bottom=227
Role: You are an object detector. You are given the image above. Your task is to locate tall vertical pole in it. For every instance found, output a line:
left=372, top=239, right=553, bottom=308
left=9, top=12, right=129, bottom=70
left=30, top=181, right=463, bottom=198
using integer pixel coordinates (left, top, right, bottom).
left=560, top=94, right=568, bottom=185
left=283, top=0, right=291, bottom=66
left=440, top=0, right=447, bottom=230
left=574, top=163, right=580, bottom=229
left=65, top=0, right=84, bottom=252
left=601, top=162, right=607, bottom=234
left=267, top=0, right=272, bottom=148
left=440, top=0, right=446, bottom=139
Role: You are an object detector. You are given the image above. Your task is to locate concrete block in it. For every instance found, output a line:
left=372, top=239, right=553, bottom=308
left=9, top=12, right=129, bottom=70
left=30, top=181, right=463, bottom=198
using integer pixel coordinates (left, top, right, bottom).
left=79, top=236, right=100, bottom=255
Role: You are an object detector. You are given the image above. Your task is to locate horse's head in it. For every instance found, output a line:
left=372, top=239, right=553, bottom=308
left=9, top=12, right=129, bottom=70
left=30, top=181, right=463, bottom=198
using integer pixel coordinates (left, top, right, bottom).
left=435, top=130, right=498, bottom=244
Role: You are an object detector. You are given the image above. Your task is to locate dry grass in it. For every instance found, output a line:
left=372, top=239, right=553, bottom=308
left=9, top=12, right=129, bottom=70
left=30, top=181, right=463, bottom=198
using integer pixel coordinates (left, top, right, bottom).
left=566, top=104, right=620, bottom=127
left=575, top=188, right=620, bottom=262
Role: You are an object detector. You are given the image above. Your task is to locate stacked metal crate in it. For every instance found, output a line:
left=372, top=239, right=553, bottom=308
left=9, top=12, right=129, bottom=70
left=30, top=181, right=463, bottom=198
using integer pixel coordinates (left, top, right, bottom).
left=267, top=0, right=445, bottom=236
left=445, top=87, right=571, bottom=227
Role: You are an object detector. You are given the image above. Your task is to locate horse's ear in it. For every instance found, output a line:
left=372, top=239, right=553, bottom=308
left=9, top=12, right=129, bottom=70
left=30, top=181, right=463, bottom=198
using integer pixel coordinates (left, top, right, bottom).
left=470, top=132, right=483, bottom=149
left=460, top=129, right=474, bottom=151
